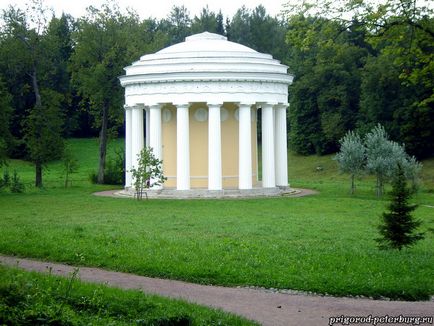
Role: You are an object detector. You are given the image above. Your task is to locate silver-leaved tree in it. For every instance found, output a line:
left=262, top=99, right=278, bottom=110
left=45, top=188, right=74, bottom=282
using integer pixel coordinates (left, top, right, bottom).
left=335, top=125, right=422, bottom=196
left=334, top=131, right=366, bottom=194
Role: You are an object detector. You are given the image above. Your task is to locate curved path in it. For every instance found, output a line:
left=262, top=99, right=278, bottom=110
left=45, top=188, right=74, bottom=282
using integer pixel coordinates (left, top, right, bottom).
left=1, top=256, right=432, bottom=326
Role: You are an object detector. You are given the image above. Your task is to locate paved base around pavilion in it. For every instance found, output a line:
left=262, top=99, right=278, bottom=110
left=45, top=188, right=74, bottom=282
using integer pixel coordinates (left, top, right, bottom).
left=94, top=187, right=318, bottom=199
left=1, top=256, right=433, bottom=326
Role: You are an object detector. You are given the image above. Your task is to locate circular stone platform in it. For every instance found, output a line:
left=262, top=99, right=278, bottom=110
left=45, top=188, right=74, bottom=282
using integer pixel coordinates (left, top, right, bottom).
left=93, top=187, right=319, bottom=200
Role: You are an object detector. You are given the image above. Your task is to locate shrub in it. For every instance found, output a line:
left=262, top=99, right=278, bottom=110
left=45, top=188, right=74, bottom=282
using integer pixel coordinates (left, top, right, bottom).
left=89, top=148, right=125, bottom=185
left=104, top=148, right=124, bottom=185
left=9, top=170, right=25, bottom=193
left=0, top=169, right=10, bottom=189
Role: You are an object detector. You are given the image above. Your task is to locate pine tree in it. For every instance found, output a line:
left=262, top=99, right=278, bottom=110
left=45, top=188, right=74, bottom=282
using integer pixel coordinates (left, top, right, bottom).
left=376, top=164, right=424, bottom=250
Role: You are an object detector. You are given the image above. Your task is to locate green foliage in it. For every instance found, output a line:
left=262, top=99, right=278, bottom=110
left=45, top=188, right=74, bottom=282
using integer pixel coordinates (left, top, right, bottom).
left=0, top=77, right=13, bottom=166
left=284, top=0, right=434, bottom=159
left=0, top=266, right=254, bottom=325
left=334, top=131, right=366, bottom=194
left=0, top=138, right=433, bottom=300
left=69, top=2, right=163, bottom=183
left=89, top=148, right=124, bottom=185
left=191, top=6, right=218, bottom=34
left=130, top=147, right=166, bottom=200
left=365, top=125, right=410, bottom=196
left=104, top=148, right=125, bottom=185
left=0, top=169, right=24, bottom=193
left=63, top=144, right=79, bottom=188
left=334, top=125, right=423, bottom=196
left=377, top=165, right=425, bottom=250
left=1, top=2, right=66, bottom=187
left=9, top=170, right=25, bottom=193
left=0, top=170, right=11, bottom=189
left=24, top=99, right=64, bottom=188
left=286, top=16, right=367, bottom=154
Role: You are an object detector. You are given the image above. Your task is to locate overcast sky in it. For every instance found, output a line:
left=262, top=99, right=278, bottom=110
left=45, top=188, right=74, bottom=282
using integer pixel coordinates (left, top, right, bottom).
left=0, top=0, right=287, bottom=20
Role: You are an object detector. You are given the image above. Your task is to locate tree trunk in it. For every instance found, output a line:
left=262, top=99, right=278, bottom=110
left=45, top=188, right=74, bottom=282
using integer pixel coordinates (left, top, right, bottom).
left=35, top=161, right=42, bottom=188
left=32, top=67, right=43, bottom=188
left=376, top=175, right=384, bottom=197
left=31, top=68, right=42, bottom=107
left=97, top=102, right=109, bottom=184
left=350, top=174, right=355, bottom=195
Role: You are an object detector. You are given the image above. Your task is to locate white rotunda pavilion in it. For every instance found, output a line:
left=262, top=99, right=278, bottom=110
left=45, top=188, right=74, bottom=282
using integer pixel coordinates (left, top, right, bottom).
left=120, top=32, right=293, bottom=193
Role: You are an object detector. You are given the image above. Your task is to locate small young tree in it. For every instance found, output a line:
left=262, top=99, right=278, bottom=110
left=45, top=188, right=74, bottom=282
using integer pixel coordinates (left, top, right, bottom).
left=62, top=144, right=79, bottom=188
left=0, top=170, right=11, bottom=190
left=334, top=130, right=366, bottom=194
left=10, top=170, right=25, bottom=193
left=376, top=164, right=425, bottom=250
left=130, top=147, right=166, bottom=200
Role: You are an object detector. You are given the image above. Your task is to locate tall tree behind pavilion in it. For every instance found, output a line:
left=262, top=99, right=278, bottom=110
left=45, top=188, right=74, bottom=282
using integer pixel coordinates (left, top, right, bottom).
left=70, top=2, right=161, bottom=183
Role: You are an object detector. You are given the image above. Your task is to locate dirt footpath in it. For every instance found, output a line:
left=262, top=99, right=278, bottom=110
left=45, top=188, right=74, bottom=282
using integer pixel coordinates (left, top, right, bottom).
left=1, top=256, right=432, bottom=326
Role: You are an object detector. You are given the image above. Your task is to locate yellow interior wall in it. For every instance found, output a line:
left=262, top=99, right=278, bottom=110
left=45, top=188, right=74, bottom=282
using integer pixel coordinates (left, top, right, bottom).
left=189, top=103, right=208, bottom=188
left=162, top=105, right=177, bottom=188
left=160, top=102, right=258, bottom=189
left=221, top=103, right=238, bottom=188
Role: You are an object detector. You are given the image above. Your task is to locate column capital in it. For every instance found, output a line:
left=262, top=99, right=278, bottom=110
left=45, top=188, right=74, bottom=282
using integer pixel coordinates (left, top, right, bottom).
left=174, top=103, right=190, bottom=109
left=148, top=103, right=163, bottom=110
left=236, top=102, right=255, bottom=108
left=132, top=103, right=145, bottom=109
left=258, top=102, right=277, bottom=109
left=207, top=103, right=223, bottom=108
left=274, top=103, right=289, bottom=109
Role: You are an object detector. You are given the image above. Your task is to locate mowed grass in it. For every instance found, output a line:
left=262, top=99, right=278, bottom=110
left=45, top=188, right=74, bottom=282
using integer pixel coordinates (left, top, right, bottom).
left=1, top=138, right=433, bottom=300
left=0, top=265, right=256, bottom=325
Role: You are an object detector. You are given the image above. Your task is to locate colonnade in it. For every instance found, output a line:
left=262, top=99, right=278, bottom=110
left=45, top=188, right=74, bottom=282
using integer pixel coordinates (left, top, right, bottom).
left=124, top=102, right=288, bottom=190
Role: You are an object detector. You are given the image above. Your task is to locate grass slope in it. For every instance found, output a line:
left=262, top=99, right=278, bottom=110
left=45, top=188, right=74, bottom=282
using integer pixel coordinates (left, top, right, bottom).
left=0, top=265, right=256, bottom=325
left=1, top=138, right=433, bottom=300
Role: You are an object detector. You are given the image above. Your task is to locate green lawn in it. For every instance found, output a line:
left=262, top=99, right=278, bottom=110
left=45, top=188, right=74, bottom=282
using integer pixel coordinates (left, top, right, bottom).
left=1, top=138, right=433, bottom=301
left=0, top=265, right=255, bottom=325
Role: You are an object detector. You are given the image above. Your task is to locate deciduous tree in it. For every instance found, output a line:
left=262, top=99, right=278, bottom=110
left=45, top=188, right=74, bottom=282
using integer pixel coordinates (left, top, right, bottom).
left=2, top=1, right=65, bottom=187
left=334, top=131, right=366, bottom=194
left=130, top=147, right=166, bottom=200
left=70, top=2, right=145, bottom=184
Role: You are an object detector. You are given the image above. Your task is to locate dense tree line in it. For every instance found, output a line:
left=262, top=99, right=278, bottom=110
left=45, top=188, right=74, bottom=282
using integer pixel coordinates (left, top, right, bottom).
left=0, top=0, right=432, bottom=185
left=286, top=0, right=434, bottom=158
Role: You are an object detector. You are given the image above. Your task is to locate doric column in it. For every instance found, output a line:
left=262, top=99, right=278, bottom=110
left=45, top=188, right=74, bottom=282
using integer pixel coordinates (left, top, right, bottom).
left=238, top=103, right=253, bottom=189
left=176, top=104, right=190, bottom=190
left=208, top=103, right=222, bottom=190
left=124, top=105, right=133, bottom=188
left=274, top=104, right=288, bottom=187
left=145, top=107, right=150, bottom=148
left=262, top=103, right=276, bottom=188
left=149, top=104, right=162, bottom=189
left=131, top=104, right=144, bottom=173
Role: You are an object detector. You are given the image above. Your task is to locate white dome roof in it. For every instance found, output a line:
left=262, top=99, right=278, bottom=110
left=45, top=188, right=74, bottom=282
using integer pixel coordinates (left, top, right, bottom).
left=120, top=32, right=292, bottom=85
left=158, top=32, right=256, bottom=54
